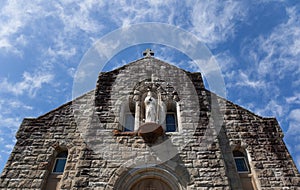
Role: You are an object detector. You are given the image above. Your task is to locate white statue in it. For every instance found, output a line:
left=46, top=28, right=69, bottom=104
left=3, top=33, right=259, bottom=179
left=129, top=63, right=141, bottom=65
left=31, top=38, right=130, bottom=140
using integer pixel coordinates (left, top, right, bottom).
left=144, top=91, right=157, bottom=123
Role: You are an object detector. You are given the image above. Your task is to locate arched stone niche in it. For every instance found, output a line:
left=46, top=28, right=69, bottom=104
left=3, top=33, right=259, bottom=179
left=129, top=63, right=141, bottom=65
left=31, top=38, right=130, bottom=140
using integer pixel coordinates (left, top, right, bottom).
left=109, top=166, right=184, bottom=190
left=130, top=78, right=180, bottom=128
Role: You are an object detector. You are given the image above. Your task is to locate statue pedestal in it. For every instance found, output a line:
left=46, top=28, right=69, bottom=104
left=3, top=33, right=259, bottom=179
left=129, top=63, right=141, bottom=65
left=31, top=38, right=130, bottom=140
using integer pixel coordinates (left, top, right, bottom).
left=138, top=122, right=164, bottom=144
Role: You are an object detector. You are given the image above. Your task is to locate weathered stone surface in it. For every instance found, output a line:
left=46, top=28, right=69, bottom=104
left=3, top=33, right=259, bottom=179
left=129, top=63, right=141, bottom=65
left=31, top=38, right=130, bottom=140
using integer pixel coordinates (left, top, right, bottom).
left=0, top=56, right=299, bottom=189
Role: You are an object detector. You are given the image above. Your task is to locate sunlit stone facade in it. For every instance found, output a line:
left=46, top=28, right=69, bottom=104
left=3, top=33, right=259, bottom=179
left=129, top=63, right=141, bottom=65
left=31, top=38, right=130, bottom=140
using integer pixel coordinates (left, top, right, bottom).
left=1, top=53, right=299, bottom=189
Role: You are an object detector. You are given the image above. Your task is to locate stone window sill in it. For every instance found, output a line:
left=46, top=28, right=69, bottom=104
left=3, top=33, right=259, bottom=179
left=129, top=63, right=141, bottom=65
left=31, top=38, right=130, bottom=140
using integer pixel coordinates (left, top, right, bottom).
left=113, top=129, right=137, bottom=136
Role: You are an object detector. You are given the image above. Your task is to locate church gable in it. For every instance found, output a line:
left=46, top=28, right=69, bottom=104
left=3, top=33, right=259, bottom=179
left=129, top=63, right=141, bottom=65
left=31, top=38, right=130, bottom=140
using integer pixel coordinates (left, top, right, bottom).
left=1, top=51, right=299, bottom=189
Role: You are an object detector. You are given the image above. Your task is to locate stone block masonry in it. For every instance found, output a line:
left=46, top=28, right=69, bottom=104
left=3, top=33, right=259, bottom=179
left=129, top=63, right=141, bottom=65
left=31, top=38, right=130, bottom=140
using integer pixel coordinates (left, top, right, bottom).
left=1, top=56, right=299, bottom=189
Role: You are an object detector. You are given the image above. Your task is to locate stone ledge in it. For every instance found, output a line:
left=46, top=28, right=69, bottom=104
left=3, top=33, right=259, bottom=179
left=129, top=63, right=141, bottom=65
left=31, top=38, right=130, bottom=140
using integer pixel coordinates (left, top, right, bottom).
left=112, top=129, right=137, bottom=136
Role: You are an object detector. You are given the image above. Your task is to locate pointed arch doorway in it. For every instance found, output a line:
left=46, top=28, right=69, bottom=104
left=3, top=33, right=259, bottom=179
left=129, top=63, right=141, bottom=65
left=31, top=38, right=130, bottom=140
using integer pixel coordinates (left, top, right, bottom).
left=110, top=166, right=183, bottom=190
left=130, top=177, right=172, bottom=190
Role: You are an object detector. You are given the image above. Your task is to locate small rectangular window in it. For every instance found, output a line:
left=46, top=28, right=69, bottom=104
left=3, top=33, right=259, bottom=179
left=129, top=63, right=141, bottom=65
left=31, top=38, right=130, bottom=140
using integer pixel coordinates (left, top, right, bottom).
left=234, top=157, right=249, bottom=172
left=53, top=158, right=67, bottom=173
left=124, top=113, right=135, bottom=131
left=166, top=113, right=177, bottom=132
left=52, top=151, right=68, bottom=174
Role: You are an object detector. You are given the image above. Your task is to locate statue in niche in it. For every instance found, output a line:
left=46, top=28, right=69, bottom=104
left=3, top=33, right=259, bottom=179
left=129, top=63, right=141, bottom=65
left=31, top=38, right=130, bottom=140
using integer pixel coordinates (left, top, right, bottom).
left=144, top=91, right=157, bottom=123
left=139, top=89, right=167, bottom=143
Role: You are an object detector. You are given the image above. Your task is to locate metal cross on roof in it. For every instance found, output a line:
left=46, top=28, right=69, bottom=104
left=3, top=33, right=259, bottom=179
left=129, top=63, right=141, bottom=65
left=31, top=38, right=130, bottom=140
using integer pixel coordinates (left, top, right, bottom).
left=143, top=49, right=154, bottom=57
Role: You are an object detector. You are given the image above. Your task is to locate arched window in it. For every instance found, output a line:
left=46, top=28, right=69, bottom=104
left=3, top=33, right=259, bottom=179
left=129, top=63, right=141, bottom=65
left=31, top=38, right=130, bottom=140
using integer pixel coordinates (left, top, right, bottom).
left=124, top=112, right=135, bottom=131
left=233, top=149, right=258, bottom=190
left=233, top=150, right=249, bottom=173
left=52, top=151, right=68, bottom=173
left=120, top=99, right=135, bottom=132
left=166, top=113, right=177, bottom=132
left=44, top=150, right=68, bottom=190
left=165, top=100, right=178, bottom=132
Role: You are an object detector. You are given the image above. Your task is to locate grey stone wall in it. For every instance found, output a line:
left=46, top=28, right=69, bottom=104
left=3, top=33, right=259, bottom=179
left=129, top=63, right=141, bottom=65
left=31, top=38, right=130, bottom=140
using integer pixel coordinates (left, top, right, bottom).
left=219, top=98, right=300, bottom=189
left=0, top=57, right=299, bottom=189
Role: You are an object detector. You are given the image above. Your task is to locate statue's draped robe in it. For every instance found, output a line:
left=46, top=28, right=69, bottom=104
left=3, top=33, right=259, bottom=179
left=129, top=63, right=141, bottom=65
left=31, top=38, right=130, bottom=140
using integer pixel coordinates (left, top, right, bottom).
left=144, top=93, right=157, bottom=122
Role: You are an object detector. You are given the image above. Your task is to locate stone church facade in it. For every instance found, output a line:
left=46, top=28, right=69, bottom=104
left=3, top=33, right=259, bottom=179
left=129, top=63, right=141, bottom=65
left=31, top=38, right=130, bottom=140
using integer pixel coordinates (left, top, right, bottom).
left=1, top=50, right=300, bottom=189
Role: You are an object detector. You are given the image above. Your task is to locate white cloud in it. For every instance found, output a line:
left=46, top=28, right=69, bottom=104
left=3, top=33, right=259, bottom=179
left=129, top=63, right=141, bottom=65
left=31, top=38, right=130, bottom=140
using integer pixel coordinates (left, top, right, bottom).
left=1, top=144, right=15, bottom=155
left=286, top=93, right=300, bottom=104
left=287, top=109, right=300, bottom=136
left=247, top=7, right=300, bottom=77
left=105, top=1, right=170, bottom=27
left=189, top=1, right=247, bottom=46
left=106, top=1, right=244, bottom=45
left=0, top=39, right=12, bottom=49
left=255, top=99, right=284, bottom=118
left=8, top=101, right=33, bottom=110
left=0, top=98, right=28, bottom=158
left=0, top=99, right=33, bottom=113
left=0, top=1, right=102, bottom=58
left=4, top=144, right=14, bottom=150
left=0, top=114, right=20, bottom=130
left=15, top=34, right=27, bottom=46
left=215, top=51, right=237, bottom=72
left=289, top=109, right=300, bottom=122
left=0, top=1, right=44, bottom=54
left=236, top=71, right=265, bottom=88
left=67, top=67, right=76, bottom=78
left=47, top=45, right=76, bottom=60
left=0, top=0, right=250, bottom=62
left=85, top=0, right=248, bottom=48
left=0, top=71, right=54, bottom=97
left=55, top=1, right=103, bottom=33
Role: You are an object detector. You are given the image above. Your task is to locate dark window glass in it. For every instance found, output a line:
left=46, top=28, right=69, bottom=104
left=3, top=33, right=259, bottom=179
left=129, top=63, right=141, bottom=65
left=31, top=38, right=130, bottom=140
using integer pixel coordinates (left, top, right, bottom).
left=234, top=157, right=249, bottom=172
left=52, top=151, right=68, bottom=173
left=124, top=113, right=135, bottom=131
left=53, top=159, right=67, bottom=173
left=166, top=113, right=176, bottom=132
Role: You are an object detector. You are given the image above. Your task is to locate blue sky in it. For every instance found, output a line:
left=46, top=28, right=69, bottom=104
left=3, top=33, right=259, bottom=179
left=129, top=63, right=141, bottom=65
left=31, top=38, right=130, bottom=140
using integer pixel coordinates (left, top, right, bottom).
left=0, top=1, right=299, bottom=173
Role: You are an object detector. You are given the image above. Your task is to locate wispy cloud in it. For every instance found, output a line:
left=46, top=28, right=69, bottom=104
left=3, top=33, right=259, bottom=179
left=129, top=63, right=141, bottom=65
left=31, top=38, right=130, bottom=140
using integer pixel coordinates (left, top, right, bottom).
left=189, top=1, right=247, bottom=46
left=0, top=99, right=33, bottom=114
left=255, top=99, right=285, bottom=118
left=286, top=93, right=300, bottom=105
left=0, top=0, right=250, bottom=62
left=288, top=109, right=300, bottom=123
left=47, top=36, right=77, bottom=60
left=1, top=144, right=15, bottom=155
left=104, top=0, right=249, bottom=46
left=0, top=114, right=20, bottom=130
left=0, top=71, right=54, bottom=97
left=0, top=1, right=44, bottom=55
left=286, top=109, right=300, bottom=167
left=54, top=1, right=103, bottom=33
left=235, top=71, right=265, bottom=88
left=287, top=109, right=300, bottom=136
left=0, top=96, right=34, bottom=159
left=222, top=5, right=300, bottom=120
left=245, top=7, right=300, bottom=78
left=105, top=0, right=174, bottom=27
left=0, top=0, right=299, bottom=171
